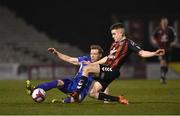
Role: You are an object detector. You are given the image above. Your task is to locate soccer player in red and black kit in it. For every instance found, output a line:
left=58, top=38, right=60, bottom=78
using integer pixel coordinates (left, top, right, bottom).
left=71, top=22, right=165, bottom=104
left=151, top=17, right=177, bottom=84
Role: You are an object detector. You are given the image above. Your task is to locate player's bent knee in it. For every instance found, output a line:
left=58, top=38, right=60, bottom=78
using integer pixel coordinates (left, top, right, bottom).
left=57, top=80, right=64, bottom=87
left=88, top=91, right=97, bottom=98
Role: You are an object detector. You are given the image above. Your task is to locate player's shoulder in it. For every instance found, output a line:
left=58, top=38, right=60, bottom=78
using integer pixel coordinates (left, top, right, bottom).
left=78, top=55, right=91, bottom=61
left=126, top=38, right=135, bottom=45
left=168, top=26, right=175, bottom=29
left=126, top=38, right=142, bottom=49
left=168, top=26, right=176, bottom=31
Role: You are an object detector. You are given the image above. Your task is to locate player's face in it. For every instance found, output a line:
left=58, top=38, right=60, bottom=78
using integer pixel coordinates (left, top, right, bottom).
left=111, top=28, right=124, bottom=41
left=160, top=19, right=168, bottom=30
left=90, top=49, right=102, bottom=62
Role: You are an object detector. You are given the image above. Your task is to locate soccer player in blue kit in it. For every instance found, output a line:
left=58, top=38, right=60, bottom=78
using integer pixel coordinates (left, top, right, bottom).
left=26, top=45, right=109, bottom=103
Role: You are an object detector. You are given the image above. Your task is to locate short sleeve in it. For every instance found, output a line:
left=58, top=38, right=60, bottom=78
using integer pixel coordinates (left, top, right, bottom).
left=77, top=56, right=91, bottom=62
left=168, top=26, right=177, bottom=42
left=128, top=39, right=142, bottom=53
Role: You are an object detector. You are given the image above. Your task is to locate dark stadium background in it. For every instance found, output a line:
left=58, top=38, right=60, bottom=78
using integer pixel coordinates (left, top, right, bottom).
left=0, top=2, right=180, bottom=115
left=1, top=0, right=180, bottom=61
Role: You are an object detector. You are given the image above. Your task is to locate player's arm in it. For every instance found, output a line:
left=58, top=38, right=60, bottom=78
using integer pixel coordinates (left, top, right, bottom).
left=128, top=39, right=165, bottom=58
left=150, top=28, right=159, bottom=48
left=90, top=56, right=108, bottom=65
left=170, top=38, right=178, bottom=47
left=169, top=27, right=178, bottom=47
left=138, top=49, right=165, bottom=58
left=48, top=48, right=79, bottom=65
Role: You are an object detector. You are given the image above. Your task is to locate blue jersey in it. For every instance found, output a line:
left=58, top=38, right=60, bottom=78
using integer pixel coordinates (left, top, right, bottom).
left=59, top=55, right=94, bottom=101
left=76, top=55, right=91, bottom=76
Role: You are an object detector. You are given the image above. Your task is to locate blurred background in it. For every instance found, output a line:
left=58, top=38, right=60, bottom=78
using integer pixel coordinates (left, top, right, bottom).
left=0, top=0, right=179, bottom=80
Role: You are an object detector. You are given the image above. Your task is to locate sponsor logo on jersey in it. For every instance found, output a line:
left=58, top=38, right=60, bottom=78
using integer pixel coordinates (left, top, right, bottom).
left=108, top=48, right=117, bottom=59
left=102, top=67, right=112, bottom=72
left=77, top=80, right=84, bottom=89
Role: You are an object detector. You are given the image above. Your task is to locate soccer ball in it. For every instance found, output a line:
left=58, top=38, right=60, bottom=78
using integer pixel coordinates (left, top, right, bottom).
left=32, top=88, right=46, bottom=103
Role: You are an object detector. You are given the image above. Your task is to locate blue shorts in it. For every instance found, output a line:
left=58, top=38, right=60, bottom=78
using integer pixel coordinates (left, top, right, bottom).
left=58, top=77, right=93, bottom=102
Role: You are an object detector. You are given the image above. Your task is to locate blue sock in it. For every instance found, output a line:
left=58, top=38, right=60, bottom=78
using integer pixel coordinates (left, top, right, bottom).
left=36, top=80, right=58, bottom=91
left=63, top=97, right=73, bottom=103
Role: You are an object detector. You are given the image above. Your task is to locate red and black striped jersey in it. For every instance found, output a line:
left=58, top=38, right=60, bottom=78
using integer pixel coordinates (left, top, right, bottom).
left=152, top=26, right=176, bottom=49
left=105, top=39, right=141, bottom=70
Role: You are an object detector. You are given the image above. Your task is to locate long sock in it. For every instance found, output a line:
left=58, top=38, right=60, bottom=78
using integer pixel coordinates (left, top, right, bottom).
left=76, top=76, right=88, bottom=94
left=63, top=97, right=74, bottom=103
left=36, top=80, right=58, bottom=91
left=98, top=92, right=119, bottom=102
left=161, top=66, right=168, bottom=79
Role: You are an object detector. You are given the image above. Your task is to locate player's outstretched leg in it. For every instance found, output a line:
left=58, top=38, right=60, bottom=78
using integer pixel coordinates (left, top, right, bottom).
left=36, top=80, right=58, bottom=91
left=118, top=95, right=129, bottom=105
left=63, top=97, right=75, bottom=103
left=25, top=80, right=35, bottom=95
left=98, top=92, right=129, bottom=105
left=51, top=98, right=63, bottom=103
left=52, top=97, right=75, bottom=103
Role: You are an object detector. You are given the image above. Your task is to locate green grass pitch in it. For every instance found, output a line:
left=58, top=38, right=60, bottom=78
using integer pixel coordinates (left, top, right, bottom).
left=0, top=79, right=180, bottom=115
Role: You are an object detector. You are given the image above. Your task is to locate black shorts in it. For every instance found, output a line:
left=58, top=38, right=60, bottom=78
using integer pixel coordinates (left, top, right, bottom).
left=159, top=51, right=171, bottom=63
left=93, top=64, right=120, bottom=92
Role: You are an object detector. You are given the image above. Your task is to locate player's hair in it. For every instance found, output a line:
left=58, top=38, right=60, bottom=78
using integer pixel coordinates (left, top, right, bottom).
left=90, top=45, right=103, bottom=54
left=110, top=22, right=124, bottom=30
left=110, top=22, right=125, bottom=36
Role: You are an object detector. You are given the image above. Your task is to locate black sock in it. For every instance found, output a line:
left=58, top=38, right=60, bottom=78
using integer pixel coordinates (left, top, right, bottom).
left=161, top=66, right=168, bottom=79
left=98, top=92, right=119, bottom=102
left=76, top=76, right=88, bottom=94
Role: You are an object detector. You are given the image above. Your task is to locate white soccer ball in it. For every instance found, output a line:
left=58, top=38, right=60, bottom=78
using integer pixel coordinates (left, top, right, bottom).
left=32, top=88, right=46, bottom=103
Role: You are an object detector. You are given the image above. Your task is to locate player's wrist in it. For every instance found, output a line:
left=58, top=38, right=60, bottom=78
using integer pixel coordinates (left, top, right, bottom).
left=53, top=50, right=58, bottom=55
left=154, top=51, right=159, bottom=56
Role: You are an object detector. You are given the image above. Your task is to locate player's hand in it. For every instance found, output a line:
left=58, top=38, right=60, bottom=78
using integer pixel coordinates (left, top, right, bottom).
left=48, top=48, right=57, bottom=54
left=155, top=49, right=165, bottom=56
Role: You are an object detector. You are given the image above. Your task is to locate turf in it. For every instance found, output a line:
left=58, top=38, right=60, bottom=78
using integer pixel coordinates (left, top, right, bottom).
left=0, top=79, right=180, bottom=115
